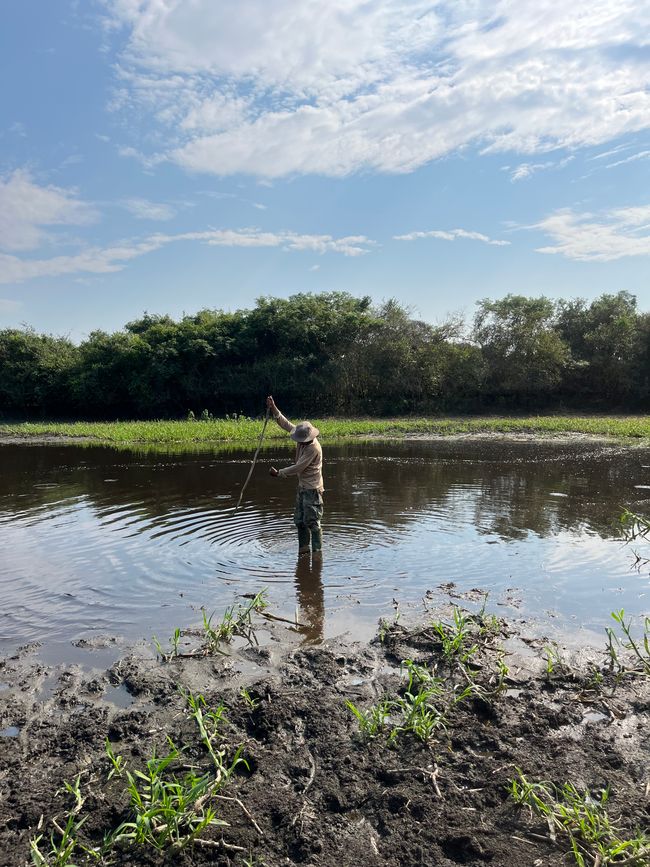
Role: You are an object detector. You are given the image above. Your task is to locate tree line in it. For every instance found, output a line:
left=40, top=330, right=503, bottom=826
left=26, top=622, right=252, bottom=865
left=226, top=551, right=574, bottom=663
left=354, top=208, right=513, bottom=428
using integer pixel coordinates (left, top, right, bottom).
left=1, top=290, right=648, bottom=419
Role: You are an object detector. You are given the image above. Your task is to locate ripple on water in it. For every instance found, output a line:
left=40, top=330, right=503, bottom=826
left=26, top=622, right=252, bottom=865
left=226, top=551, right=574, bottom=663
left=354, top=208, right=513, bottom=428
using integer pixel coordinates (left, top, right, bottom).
left=2, top=440, right=650, bottom=651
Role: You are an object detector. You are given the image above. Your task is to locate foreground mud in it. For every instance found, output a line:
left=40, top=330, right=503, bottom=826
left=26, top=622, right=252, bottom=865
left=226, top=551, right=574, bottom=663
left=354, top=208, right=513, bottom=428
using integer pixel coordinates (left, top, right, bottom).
left=1, top=608, right=649, bottom=867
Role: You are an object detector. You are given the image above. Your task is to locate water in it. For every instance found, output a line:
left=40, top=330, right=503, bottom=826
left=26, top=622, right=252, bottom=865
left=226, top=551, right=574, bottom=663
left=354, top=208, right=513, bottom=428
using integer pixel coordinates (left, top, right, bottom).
left=1, top=439, right=649, bottom=656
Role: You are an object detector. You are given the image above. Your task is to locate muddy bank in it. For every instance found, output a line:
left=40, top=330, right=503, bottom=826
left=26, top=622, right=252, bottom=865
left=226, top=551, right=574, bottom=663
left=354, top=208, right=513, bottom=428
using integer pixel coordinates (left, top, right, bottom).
left=1, top=605, right=649, bottom=867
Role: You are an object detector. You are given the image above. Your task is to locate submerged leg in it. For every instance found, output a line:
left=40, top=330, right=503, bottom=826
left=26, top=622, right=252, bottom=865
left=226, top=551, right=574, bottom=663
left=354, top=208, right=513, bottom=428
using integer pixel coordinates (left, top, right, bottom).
left=294, top=492, right=310, bottom=553
left=297, top=524, right=311, bottom=554
left=303, top=490, right=324, bottom=555
left=310, top=527, right=323, bottom=554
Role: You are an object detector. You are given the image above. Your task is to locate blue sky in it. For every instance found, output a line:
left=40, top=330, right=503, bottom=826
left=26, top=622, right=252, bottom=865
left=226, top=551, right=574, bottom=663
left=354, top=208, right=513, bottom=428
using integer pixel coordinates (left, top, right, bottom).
left=1, top=0, right=650, bottom=340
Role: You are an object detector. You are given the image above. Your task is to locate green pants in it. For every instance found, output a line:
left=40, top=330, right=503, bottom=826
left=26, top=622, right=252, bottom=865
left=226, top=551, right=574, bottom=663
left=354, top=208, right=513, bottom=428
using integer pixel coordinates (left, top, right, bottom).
left=294, top=489, right=323, bottom=531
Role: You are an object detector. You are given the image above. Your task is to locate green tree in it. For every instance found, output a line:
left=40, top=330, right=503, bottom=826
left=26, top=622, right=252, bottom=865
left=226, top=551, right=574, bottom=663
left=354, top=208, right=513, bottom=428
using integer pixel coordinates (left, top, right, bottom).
left=0, top=328, right=77, bottom=416
left=556, top=291, right=640, bottom=403
left=473, top=295, right=569, bottom=404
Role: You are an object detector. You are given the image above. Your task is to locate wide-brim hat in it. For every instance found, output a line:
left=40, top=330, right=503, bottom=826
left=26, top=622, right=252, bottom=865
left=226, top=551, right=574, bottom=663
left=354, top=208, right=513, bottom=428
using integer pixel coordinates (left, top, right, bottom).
left=291, top=421, right=320, bottom=442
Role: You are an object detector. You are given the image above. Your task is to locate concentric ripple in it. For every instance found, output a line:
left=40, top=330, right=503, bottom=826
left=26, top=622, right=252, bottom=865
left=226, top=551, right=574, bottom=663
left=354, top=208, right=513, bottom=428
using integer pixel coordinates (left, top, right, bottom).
left=1, top=439, right=649, bottom=654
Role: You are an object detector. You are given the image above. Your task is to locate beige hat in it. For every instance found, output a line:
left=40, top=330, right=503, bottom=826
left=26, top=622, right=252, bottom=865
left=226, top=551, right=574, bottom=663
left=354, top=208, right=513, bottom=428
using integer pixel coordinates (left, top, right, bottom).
left=291, top=421, right=320, bottom=443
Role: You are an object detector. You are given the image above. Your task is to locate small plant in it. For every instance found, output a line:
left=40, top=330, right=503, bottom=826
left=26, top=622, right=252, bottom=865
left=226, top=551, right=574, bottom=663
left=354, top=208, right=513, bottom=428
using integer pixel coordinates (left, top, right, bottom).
left=112, top=739, right=228, bottom=852
left=606, top=609, right=650, bottom=676
left=241, top=852, right=266, bottom=867
left=585, top=665, right=604, bottom=693
left=105, top=739, right=125, bottom=780
left=201, top=591, right=268, bottom=653
left=345, top=698, right=393, bottom=739
left=153, top=626, right=182, bottom=661
left=391, top=660, right=447, bottom=742
left=431, top=606, right=478, bottom=664
left=30, top=813, right=91, bottom=866
left=239, top=687, right=259, bottom=710
left=509, top=769, right=650, bottom=865
left=184, top=691, right=247, bottom=780
left=543, top=642, right=565, bottom=677
left=491, top=650, right=510, bottom=694
left=476, top=594, right=502, bottom=639
left=29, top=776, right=100, bottom=865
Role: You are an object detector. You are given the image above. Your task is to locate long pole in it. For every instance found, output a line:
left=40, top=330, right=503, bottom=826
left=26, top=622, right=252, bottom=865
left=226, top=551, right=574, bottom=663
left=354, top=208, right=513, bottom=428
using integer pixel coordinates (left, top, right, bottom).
left=233, top=407, right=270, bottom=513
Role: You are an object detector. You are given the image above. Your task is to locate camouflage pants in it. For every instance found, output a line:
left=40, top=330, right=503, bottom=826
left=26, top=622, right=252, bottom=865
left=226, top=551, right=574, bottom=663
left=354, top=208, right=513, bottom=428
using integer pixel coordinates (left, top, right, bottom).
left=293, top=489, right=324, bottom=531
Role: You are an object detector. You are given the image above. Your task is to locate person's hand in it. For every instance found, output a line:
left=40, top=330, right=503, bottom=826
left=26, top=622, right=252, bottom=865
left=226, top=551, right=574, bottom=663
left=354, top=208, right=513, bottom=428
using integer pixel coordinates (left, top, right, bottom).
left=269, top=466, right=279, bottom=477
left=266, top=395, right=277, bottom=414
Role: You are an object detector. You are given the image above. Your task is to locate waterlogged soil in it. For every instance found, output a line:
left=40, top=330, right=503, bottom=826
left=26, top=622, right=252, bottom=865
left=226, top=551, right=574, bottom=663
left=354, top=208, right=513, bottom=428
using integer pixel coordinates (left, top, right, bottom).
left=1, top=612, right=649, bottom=867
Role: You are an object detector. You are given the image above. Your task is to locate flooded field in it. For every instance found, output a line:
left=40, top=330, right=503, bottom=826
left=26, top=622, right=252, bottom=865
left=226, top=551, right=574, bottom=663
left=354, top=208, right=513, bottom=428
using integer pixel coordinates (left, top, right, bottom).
left=1, top=438, right=649, bottom=657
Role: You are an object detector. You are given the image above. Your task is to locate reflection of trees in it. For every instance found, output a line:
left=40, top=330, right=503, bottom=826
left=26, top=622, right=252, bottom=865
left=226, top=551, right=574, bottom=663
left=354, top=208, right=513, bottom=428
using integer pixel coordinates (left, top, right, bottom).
left=1, top=441, right=648, bottom=545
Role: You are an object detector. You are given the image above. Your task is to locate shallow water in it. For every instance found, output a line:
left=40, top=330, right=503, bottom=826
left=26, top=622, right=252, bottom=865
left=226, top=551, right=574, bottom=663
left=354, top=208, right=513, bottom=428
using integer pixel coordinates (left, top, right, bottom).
left=1, top=439, right=649, bottom=656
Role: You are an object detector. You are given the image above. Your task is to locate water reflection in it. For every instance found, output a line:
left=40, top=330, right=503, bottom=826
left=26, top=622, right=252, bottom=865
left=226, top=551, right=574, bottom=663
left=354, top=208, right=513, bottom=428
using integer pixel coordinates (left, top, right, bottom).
left=294, top=554, right=325, bottom=642
left=1, top=438, right=649, bottom=653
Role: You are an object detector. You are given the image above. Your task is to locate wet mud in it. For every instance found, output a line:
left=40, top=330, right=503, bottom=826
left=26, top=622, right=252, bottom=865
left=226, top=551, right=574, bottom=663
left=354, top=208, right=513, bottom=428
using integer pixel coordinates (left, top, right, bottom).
left=1, top=609, right=649, bottom=867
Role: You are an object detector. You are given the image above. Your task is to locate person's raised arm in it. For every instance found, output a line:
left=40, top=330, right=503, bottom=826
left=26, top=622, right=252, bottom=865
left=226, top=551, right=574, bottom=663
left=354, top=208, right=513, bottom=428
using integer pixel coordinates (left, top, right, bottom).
left=266, top=395, right=294, bottom=434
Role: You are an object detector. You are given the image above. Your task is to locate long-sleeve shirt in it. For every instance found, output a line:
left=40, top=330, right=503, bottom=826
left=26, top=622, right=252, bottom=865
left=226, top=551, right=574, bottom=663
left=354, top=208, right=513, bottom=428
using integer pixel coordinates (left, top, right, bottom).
left=273, top=411, right=324, bottom=492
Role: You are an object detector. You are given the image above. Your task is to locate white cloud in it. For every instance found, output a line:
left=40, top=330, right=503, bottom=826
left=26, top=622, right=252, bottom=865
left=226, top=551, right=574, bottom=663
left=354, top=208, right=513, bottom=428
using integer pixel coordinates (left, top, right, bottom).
left=394, top=228, right=510, bottom=247
left=0, top=170, right=98, bottom=252
left=102, top=0, right=650, bottom=178
left=122, top=198, right=176, bottom=220
left=536, top=204, right=650, bottom=261
left=0, top=227, right=374, bottom=285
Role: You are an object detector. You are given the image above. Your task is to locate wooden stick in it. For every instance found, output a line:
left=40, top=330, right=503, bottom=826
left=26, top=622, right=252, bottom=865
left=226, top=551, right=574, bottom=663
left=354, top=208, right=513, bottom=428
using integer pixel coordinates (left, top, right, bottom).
left=234, top=407, right=270, bottom=513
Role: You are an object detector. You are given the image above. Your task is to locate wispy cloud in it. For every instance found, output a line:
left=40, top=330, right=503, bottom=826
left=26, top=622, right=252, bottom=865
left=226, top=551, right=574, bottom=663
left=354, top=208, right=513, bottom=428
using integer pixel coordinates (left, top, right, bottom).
left=507, top=156, right=574, bottom=182
left=102, top=0, right=650, bottom=178
left=122, top=198, right=176, bottom=220
left=394, top=228, right=510, bottom=246
left=605, top=150, right=650, bottom=169
left=0, top=298, right=21, bottom=314
left=536, top=204, right=650, bottom=261
left=9, top=122, right=27, bottom=138
left=0, top=227, right=375, bottom=285
left=0, top=170, right=98, bottom=252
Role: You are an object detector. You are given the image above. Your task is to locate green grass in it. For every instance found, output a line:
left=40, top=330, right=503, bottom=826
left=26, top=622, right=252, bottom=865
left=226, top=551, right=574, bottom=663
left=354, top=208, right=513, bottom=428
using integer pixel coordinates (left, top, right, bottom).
left=509, top=770, right=650, bottom=865
left=111, top=739, right=229, bottom=852
left=4, top=414, right=650, bottom=447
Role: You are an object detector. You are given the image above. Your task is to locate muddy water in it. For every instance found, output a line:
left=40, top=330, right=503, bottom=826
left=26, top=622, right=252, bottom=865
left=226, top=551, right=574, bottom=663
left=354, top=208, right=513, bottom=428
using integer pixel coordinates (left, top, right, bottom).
left=1, top=439, right=649, bottom=656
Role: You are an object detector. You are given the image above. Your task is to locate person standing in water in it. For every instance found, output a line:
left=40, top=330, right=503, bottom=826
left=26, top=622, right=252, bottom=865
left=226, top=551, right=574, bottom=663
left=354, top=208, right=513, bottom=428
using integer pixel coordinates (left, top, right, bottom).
left=266, top=395, right=324, bottom=555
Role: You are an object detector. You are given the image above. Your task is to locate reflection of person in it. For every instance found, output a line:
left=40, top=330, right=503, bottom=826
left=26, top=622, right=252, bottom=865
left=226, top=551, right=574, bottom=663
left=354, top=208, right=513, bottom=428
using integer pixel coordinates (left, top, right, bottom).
left=266, top=395, right=324, bottom=555
left=295, top=554, right=324, bottom=642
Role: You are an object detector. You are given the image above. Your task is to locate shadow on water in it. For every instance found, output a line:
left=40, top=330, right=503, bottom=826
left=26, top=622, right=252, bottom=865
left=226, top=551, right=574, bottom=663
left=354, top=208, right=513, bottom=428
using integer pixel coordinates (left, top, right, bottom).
left=1, top=438, right=649, bottom=654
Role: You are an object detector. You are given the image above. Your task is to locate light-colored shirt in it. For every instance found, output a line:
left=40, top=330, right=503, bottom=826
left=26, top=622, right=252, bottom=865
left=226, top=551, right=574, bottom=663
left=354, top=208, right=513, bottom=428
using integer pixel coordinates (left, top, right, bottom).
left=273, top=411, right=324, bottom=492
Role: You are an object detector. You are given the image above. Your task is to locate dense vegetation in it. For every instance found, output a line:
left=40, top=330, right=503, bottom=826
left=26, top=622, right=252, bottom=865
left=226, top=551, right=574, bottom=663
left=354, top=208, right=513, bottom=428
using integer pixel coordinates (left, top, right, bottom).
left=1, top=291, right=649, bottom=419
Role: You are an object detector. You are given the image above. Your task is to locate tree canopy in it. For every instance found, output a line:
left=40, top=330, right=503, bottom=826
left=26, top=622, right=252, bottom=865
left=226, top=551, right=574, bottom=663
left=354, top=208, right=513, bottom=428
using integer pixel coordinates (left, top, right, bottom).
left=1, top=290, right=648, bottom=418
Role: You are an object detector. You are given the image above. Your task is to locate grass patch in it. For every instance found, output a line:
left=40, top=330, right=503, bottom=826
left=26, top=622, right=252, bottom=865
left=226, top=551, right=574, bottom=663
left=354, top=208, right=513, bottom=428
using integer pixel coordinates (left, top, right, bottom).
left=4, top=414, right=650, bottom=447
left=347, top=605, right=509, bottom=744
left=509, top=770, right=650, bottom=865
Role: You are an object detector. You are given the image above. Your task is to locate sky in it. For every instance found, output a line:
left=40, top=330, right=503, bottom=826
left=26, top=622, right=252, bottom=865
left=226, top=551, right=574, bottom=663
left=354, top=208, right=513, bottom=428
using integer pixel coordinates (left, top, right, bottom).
left=1, top=0, right=650, bottom=340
